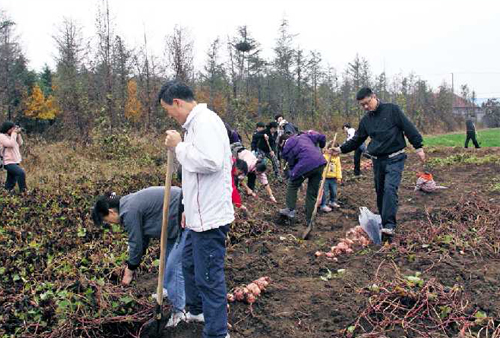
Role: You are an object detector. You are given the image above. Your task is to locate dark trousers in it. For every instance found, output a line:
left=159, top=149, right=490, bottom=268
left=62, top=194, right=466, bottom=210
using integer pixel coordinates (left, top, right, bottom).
left=247, top=171, right=257, bottom=191
left=465, top=131, right=480, bottom=148
left=286, top=165, right=325, bottom=223
left=182, top=225, right=229, bottom=338
left=4, top=164, right=26, bottom=192
left=372, top=154, right=406, bottom=230
left=354, top=143, right=366, bottom=176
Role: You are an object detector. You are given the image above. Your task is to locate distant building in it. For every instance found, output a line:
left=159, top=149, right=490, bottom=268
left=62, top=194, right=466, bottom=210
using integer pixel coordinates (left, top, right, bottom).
left=452, top=94, right=484, bottom=123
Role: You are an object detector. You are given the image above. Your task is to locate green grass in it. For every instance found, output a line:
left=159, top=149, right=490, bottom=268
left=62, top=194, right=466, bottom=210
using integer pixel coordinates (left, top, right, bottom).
left=427, top=153, right=500, bottom=167
left=424, top=128, right=500, bottom=147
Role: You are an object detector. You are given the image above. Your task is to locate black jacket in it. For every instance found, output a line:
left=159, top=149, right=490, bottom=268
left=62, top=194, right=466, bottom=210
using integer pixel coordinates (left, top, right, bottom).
left=466, top=119, right=476, bottom=133
left=341, top=101, right=423, bottom=157
left=251, top=129, right=276, bottom=153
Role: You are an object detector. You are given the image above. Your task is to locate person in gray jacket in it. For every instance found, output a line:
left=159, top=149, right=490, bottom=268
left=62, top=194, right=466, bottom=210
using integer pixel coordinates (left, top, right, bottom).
left=92, top=186, right=188, bottom=327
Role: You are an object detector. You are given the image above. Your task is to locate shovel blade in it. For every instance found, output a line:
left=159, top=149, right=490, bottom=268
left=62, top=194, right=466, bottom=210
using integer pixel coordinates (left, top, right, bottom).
left=302, top=224, right=313, bottom=240
left=142, top=306, right=165, bottom=338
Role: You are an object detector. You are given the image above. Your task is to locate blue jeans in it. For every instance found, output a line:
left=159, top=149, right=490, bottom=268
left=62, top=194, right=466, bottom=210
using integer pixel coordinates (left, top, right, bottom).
left=372, top=153, right=406, bottom=230
left=321, top=178, right=338, bottom=206
left=164, top=230, right=187, bottom=313
left=4, top=164, right=26, bottom=192
left=182, top=225, right=229, bottom=338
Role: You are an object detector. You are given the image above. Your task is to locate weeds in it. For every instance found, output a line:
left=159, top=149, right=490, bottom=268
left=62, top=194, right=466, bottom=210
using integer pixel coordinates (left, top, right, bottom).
left=428, top=153, right=500, bottom=167
left=345, top=263, right=499, bottom=338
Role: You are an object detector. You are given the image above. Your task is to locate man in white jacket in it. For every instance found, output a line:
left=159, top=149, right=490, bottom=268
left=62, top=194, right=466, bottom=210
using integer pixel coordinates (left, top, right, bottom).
left=161, top=80, right=233, bottom=338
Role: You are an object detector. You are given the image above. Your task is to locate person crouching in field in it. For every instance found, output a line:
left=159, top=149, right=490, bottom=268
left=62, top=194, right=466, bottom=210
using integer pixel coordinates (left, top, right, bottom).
left=234, top=147, right=277, bottom=204
left=320, top=145, right=342, bottom=213
left=161, top=80, right=233, bottom=338
left=0, top=121, right=26, bottom=193
left=91, top=186, right=188, bottom=327
left=279, top=130, right=327, bottom=227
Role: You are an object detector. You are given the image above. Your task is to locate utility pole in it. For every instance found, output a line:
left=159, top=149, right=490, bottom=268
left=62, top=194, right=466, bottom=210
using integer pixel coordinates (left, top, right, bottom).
left=451, top=72, right=454, bottom=114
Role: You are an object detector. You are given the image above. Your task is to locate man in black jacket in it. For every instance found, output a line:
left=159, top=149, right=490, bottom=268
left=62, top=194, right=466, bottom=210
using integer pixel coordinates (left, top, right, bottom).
left=333, top=88, right=426, bottom=239
left=465, top=118, right=480, bottom=148
left=251, top=122, right=280, bottom=179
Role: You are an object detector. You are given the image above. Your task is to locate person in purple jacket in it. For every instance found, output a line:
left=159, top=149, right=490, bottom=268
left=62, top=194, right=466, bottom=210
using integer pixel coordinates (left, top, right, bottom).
left=279, top=130, right=327, bottom=226
left=225, top=122, right=242, bottom=145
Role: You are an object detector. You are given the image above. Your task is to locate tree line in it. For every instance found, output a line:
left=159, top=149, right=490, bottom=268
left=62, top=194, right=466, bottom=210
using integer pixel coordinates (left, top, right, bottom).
left=0, top=2, right=485, bottom=142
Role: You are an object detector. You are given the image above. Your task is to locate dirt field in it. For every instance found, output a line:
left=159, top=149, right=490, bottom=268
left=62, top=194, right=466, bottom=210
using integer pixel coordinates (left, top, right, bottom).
left=142, top=147, right=500, bottom=338
left=1, top=144, right=499, bottom=338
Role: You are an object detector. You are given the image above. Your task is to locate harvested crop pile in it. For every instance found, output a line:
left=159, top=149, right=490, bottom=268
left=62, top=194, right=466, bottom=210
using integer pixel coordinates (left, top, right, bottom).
left=315, top=226, right=371, bottom=261
left=227, top=276, right=271, bottom=305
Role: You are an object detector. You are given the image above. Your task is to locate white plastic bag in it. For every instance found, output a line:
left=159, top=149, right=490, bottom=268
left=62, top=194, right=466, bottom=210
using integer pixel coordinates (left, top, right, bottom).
left=358, top=207, right=382, bottom=244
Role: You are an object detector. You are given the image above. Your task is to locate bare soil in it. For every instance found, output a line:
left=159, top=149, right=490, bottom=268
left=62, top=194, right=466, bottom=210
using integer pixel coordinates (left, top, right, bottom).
left=143, top=148, right=500, bottom=338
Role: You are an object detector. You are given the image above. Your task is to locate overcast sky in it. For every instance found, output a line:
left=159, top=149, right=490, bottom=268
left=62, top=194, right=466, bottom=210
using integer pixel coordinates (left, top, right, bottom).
left=2, top=0, right=500, bottom=99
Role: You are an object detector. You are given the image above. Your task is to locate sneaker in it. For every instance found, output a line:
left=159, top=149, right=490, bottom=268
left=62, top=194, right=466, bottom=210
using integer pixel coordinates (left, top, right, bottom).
left=329, top=202, right=340, bottom=208
left=185, top=312, right=205, bottom=323
left=279, top=208, right=295, bottom=218
left=320, top=205, right=332, bottom=212
left=381, top=228, right=395, bottom=236
left=151, top=288, right=168, bottom=300
left=165, top=311, right=186, bottom=328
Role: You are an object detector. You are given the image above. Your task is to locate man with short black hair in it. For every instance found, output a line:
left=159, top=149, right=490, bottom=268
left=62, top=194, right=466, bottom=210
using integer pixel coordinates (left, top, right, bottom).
left=161, top=80, right=232, bottom=338
left=333, top=87, right=425, bottom=240
left=251, top=122, right=281, bottom=179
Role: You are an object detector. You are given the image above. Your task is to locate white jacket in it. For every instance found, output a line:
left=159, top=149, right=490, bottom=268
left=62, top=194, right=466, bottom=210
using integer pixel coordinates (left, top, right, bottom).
left=176, top=103, right=235, bottom=232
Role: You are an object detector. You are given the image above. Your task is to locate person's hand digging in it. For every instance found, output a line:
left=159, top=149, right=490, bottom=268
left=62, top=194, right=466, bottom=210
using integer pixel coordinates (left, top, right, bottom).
left=240, top=205, right=249, bottom=217
left=121, top=267, right=135, bottom=286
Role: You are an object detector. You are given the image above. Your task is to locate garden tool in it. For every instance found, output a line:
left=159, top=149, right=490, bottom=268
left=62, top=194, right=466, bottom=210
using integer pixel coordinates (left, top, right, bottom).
left=302, top=133, right=337, bottom=240
left=264, top=135, right=282, bottom=180
left=144, top=148, right=174, bottom=337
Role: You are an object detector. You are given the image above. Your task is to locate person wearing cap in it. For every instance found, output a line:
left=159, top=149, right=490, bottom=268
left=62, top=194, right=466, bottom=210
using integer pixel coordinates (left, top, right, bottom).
left=250, top=121, right=267, bottom=153
left=91, top=186, right=188, bottom=327
left=332, top=87, right=425, bottom=240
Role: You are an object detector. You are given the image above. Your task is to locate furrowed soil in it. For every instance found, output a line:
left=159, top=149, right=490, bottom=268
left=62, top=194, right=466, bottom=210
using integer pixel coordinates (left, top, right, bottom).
left=1, top=139, right=499, bottom=338
left=144, top=147, right=500, bottom=338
